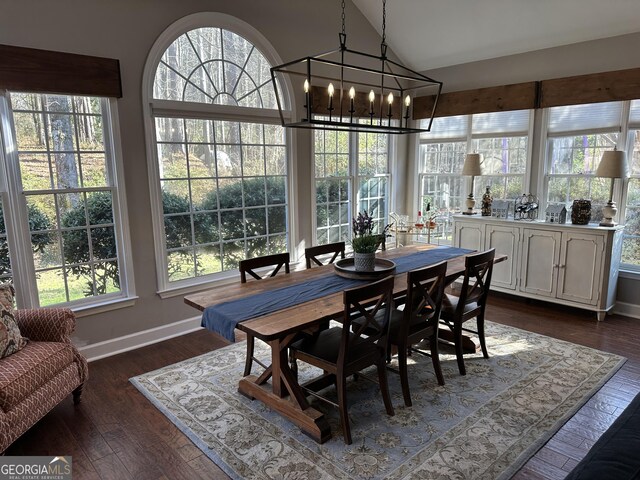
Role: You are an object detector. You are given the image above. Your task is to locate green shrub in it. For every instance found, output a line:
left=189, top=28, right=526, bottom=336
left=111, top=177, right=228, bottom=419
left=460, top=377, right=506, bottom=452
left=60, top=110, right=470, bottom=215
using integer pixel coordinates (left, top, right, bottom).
left=0, top=202, right=53, bottom=277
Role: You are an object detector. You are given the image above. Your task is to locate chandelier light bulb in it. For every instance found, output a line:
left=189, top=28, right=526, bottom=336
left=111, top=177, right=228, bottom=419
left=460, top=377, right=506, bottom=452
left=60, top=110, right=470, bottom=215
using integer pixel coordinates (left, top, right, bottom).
left=405, top=95, right=411, bottom=107
left=349, top=86, right=355, bottom=99
left=369, top=90, right=375, bottom=103
left=304, top=79, right=309, bottom=93
left=328, top=83, right=335, bottom=97
left=387, top=92, right=394, bottom=105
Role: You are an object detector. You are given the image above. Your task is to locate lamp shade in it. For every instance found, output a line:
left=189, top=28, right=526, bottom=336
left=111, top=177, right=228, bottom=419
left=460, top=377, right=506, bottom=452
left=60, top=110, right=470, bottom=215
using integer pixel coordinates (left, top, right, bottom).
left=462, top=153, right=482, bottom=176
left=596, top=149, right=629, bottom=178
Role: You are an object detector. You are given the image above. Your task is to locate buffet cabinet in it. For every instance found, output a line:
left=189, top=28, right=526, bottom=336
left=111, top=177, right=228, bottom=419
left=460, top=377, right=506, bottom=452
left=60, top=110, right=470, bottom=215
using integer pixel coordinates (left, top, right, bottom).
left=453, top=216, right=624, bottom=320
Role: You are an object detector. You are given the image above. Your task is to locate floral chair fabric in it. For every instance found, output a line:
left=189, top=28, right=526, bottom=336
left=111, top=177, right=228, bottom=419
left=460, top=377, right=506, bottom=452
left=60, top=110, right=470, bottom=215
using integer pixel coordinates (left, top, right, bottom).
left=0, top=306, right=88, bottom=452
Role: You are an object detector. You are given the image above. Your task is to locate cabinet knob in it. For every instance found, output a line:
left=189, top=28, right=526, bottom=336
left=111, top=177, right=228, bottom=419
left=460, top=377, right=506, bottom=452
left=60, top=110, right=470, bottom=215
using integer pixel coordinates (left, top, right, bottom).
left=553, top=264, right=559, bottom=268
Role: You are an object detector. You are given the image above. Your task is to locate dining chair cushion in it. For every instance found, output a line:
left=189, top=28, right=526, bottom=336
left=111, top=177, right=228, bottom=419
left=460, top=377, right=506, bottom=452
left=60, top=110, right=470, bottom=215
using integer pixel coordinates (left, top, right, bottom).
left=291, top=326, right=380, bottom=365
left=440, top=293, right=479, bottom=318
left=387, top=310, right=439, bottom=342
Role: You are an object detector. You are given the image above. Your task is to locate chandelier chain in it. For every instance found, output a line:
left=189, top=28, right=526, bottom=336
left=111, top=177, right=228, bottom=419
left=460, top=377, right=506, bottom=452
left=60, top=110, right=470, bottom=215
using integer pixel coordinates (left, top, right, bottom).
left=341, top=0, right=346, bottom=36
left=381, top=0, right=387, bottom=45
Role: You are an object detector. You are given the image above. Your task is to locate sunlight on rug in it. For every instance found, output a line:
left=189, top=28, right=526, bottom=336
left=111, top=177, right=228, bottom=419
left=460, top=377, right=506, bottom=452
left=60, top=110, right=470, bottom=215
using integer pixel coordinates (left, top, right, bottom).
left=130, top=322, right=624, bottom=480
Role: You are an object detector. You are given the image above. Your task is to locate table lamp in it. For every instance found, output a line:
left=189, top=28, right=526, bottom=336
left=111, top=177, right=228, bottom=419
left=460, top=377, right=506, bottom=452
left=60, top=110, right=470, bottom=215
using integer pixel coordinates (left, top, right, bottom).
left=595, top=147, right=628, bottom=227
left=461, top=153, right=482, bottom=215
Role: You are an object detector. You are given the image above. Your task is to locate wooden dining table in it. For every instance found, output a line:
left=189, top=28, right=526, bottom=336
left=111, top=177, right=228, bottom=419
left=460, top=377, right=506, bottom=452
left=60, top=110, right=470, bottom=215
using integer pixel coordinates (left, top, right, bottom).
left=184, top=244, right=506, bottom=443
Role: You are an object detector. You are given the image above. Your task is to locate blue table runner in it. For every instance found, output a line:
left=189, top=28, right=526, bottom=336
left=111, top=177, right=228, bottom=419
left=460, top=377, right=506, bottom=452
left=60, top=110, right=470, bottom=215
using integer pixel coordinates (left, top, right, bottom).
left=202, top=246, right=472, bottom=341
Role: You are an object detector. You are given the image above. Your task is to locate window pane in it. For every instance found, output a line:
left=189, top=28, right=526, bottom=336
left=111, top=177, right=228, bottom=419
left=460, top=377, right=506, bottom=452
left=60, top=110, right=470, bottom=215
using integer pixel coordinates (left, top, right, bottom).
left=10, top=92, right=123, bottom=306
left=623, top=131, right=640, bottom=267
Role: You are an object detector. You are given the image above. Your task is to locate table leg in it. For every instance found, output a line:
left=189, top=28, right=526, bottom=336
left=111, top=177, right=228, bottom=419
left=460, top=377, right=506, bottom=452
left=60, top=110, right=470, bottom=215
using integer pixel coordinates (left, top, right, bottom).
left=237, top=334, right=332, bottom=443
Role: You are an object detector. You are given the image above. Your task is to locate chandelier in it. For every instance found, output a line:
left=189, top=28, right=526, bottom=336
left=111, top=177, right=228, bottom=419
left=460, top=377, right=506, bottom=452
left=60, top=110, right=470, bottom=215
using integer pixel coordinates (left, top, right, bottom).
left=270, top=0, right=442, bottom=134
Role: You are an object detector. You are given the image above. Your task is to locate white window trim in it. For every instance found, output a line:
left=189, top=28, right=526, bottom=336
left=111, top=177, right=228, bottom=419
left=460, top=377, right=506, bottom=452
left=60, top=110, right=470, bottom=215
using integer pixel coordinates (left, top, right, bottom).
left=0, top=93, right=135, bottom=310
left=142, top=12, right=296, bottom=294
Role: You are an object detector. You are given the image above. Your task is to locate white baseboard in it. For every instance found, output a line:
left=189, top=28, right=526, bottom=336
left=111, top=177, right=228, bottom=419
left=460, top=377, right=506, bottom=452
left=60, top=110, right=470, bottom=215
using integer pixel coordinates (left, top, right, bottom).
left=78, top=316, right=203, bottom=362
left=612, top=301, right=640, bottom=320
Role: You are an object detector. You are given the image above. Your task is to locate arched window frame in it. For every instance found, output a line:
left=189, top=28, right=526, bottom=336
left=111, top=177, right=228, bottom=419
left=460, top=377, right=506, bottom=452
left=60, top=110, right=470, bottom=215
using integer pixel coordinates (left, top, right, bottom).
left=142, top=13, right=295, bottom=296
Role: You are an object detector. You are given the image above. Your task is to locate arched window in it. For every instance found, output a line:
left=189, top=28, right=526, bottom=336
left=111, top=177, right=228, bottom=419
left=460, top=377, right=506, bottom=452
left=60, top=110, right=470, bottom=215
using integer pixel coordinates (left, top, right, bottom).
left=144, top=15, right=291, bottom=291
left=153, top=27, right=277, bottom=109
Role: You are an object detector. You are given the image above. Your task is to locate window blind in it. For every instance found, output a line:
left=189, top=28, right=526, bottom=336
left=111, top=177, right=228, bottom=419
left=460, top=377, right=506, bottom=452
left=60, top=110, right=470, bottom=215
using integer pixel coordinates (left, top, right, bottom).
left=629, top=99, right=640, bottom=128
left=472, top=110, right=530, bottom=135
left=420, top=115, right=467, bottom=140
left=547, top=101, right=623, bottom=134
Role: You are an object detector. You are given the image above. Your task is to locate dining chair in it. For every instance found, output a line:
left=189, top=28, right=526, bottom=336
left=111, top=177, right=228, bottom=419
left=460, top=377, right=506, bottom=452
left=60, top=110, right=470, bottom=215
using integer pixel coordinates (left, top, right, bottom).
left=304, top=242, right=346, bottom=269
left=439, top=248, right=495, bottom=376
left=388, top=261, right=447, bottom=407
left=289, top=275, right=395, bottom=445
left=238, top=252, right=290, bottom=376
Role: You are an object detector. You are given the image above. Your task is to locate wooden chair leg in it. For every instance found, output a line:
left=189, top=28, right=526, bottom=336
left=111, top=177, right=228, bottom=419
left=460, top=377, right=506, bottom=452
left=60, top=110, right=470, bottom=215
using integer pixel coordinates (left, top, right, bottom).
left=73, top=383, right=84, bottom=405
left=377, top=358, right=395, bottom=416
left=397, top=342, right=412, bottom=407
left=430, top=335, right=445, bottom=386
left=336, top=374, right=352, bottom=445
left=477, top=314, right=489, bottom=359
left=289, top=349, right=298, bottom=380
left=244, top=335, right=255, bottom=376
left=454, top=322, right=466, bottom=376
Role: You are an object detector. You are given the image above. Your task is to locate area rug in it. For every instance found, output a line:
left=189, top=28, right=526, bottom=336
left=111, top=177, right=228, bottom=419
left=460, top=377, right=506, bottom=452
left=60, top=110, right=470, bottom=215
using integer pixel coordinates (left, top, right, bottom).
left=130, top=322, right=625, bottom=480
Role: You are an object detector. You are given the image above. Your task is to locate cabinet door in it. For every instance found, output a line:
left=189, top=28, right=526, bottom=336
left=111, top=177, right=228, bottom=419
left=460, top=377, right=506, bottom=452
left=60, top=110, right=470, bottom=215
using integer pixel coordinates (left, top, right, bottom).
left=520, top=228, right=561, bottom=297
left=454, top=221, right=485, bottom=251
left=485, top=225, right=519, bottom=290
left=557, top=232, right=603, bottom=305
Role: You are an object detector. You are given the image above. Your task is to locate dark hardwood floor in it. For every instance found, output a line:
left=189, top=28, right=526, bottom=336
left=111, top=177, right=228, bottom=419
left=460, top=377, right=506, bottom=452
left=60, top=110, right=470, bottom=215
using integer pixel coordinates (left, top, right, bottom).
left=6, top=293, right=640, bottom=479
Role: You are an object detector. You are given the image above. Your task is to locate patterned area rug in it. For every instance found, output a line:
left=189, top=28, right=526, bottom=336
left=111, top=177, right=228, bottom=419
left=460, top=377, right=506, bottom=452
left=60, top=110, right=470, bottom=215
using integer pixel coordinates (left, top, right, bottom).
left=130, top=322, right=624, bottom=480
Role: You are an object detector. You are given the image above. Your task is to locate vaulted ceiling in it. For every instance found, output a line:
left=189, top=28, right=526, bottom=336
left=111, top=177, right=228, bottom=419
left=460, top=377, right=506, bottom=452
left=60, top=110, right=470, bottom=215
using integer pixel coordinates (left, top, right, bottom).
left=352, top=0, right=640, bottom=71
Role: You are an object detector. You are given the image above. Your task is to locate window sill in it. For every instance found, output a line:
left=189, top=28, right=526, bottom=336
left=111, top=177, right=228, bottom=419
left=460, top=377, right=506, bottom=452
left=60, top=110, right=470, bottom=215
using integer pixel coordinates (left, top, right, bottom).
left=157, top=260, right=308, bottom=299
left=619, top=269, right=640, bottom=280
left=72, top=296, right=138, bottom=318
left=157, top=275, right=238, bottom=299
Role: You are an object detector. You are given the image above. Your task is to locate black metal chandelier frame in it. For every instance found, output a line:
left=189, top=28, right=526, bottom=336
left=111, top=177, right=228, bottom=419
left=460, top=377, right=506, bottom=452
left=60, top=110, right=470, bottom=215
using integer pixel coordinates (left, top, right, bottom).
left=270, top=0, right=442, bottom=135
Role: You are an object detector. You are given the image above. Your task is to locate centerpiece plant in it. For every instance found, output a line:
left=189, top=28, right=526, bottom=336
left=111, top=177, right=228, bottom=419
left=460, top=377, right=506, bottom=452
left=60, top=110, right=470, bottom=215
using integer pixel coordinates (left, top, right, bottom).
left=351, top=211, right=391, bottom=271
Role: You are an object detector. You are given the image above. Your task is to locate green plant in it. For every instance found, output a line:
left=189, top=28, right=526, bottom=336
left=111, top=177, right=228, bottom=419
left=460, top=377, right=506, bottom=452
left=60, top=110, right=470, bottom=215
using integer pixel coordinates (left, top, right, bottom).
left=351, top=234, right=382, bottom=254
left=61, top=191, right=117, bottom=295
left=0, top=202, right=53, bottom=277
left=351, top=211, right=390, bottom=253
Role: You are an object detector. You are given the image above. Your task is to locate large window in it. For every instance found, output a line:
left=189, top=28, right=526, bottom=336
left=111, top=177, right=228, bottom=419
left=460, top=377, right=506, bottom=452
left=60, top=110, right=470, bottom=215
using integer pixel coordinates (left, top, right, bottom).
left=543, top=102, right=621, bottom=223
left=542, top=100, right=640, bottom=270
left=622, top=100, right=640, bottom=269
left=418, top=110, right=531, bottom=242
left=0, top=92, right=131, bottom=307
left=313, top=126, right=390, bottom=245
left=145, top=19, right=290, bottom=289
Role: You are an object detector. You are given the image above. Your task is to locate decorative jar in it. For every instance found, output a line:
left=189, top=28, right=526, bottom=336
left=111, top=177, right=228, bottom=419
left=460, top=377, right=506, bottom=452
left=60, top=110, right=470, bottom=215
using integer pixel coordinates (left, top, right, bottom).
left=571, top=199, right=591, bottom=225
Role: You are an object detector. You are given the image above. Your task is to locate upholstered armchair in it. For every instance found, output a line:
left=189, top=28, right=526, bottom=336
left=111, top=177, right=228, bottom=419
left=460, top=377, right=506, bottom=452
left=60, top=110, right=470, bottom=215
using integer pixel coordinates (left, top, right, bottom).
left=0, top=308, right=88, bottom=453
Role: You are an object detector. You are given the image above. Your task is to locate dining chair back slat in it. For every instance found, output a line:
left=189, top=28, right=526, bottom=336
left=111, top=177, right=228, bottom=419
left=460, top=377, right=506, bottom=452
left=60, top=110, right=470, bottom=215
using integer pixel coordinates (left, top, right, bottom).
left=239, top=252, right=290, bottom=283
left=305, top=242, right=346, bottom=269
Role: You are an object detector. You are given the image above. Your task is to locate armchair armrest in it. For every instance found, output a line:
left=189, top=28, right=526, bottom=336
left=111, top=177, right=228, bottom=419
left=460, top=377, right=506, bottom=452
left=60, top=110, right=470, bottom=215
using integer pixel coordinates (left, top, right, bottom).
left=14, top=308, right=75, bottom=343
